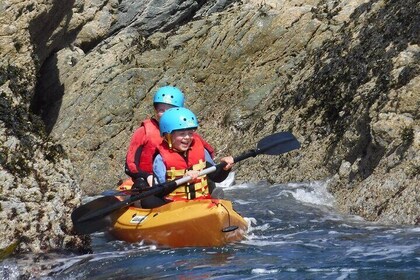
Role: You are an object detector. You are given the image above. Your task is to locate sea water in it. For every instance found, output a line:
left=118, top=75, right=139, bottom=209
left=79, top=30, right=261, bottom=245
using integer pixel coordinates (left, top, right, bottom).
left=1, top=174, right=419, bottom=279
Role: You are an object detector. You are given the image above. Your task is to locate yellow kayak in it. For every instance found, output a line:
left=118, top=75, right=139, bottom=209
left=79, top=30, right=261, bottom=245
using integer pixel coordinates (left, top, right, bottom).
left=109, top=198, right=248, bottom=247
left=108, top=179, right=248, bottom=247
left=72, top=132, right=300, bottom=245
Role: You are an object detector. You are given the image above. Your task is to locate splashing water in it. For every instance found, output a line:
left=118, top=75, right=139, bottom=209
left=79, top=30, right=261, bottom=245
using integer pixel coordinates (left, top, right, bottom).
left=1, top=179, right=419, bottom=279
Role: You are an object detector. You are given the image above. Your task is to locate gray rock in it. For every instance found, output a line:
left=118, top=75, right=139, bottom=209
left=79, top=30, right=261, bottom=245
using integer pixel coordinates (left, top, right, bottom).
left=0, top=0, right=419, bottom=264
left=44, top=0, right=419, bottom=227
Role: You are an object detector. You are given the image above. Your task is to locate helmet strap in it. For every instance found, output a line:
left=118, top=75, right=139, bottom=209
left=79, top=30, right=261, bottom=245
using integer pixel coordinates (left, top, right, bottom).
left=165, top=134, right=173, bottom=149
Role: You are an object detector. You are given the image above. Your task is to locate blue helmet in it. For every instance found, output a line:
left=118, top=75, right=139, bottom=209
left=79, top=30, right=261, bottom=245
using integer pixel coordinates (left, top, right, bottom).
left=159, top=108, right=198, bottom=135
left=153, top=86, right=185, bottom=107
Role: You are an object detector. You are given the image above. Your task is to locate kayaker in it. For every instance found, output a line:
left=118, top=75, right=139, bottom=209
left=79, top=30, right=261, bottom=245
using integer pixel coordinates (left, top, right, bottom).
left=125, top=86, right=215, bottom=192
left=146, top=107, right=234, bottom=208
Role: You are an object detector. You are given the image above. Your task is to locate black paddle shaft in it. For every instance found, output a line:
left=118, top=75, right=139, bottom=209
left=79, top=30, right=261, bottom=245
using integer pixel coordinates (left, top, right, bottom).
left=217, top=131, right=300, bottom=168
left=72, top=131, right=300, bottom=228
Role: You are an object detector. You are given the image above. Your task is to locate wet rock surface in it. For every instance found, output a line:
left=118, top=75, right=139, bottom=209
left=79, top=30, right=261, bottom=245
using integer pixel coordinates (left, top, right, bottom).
left=0, top=0, right=418, bottom=262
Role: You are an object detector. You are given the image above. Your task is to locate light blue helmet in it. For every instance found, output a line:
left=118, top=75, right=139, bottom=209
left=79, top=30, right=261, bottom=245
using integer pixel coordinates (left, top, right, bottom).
left=159, top=107, right=198, bottom=135
left=153, top=86, right=185, bottom=107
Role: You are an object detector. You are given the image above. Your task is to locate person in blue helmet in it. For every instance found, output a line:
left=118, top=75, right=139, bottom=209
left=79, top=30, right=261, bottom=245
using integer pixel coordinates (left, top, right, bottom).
left=125, top=86, right=215, bottom=192
left=141, top=107, right=234, bottom=208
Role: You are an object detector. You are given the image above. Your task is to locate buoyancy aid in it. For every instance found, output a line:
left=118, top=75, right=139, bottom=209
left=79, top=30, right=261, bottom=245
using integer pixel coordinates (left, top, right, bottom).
left=157, top=136, right=209, bottom=200
left=126, top=119, right=214, bottom=177
left=194, top=133, right=215, bottom=158
left=137, top=119, right=162, bottom=173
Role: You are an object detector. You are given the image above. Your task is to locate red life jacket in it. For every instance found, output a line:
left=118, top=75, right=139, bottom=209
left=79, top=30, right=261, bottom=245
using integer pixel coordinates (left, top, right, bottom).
left=126, top=118, right=214, bottom=177
left=194, top=133, right=215, bottom=158
left=157, top=136, right=209, bottom=200
left=137, top=119, right=162, bottom=173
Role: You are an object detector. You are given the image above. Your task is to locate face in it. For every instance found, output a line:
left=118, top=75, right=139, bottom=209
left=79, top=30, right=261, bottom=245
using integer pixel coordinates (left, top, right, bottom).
left=154, top=103, right=175, bottom=121
left=171, top=130, right=195, bottom=152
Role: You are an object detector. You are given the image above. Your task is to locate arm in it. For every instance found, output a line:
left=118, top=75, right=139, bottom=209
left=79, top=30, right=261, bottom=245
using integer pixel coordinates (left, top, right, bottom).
left=205, top=150, right=233, bottom=183
left=152, top=154, right=167, bottom=185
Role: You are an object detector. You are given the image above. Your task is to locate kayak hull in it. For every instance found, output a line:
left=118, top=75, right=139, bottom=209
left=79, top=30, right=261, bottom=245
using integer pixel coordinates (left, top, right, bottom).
left=108, top=198, right=248, bottom=247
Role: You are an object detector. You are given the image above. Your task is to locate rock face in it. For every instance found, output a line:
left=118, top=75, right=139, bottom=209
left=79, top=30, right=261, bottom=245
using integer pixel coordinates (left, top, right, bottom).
left=0, top=0, right=238, bottom=255
left=0, top=0, right=118, bottom=254
left=0, top=0, right=418, bottom=254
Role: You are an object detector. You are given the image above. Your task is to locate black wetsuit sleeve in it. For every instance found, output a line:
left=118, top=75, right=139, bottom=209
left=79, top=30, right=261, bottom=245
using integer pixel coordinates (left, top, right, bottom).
left=206, top=161, right=230, bottom=183
left=125, top=165, right=151, bottom=180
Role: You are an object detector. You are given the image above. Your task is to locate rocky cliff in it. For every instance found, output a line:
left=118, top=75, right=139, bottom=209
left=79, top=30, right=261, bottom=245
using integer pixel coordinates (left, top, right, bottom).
left=0, top=0, right=418, bottom=255
left=0, top=0, right=100, bottom=254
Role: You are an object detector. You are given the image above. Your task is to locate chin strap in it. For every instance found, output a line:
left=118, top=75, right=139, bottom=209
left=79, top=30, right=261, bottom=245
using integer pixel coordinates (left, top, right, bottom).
left=165, top=134, right=173, bottom=149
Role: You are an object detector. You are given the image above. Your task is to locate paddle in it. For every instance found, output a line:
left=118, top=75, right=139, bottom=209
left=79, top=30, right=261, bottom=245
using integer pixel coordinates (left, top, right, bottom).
left=100, top=189, right=138, bottom=196
left=71, top=131, right=300, bottom=234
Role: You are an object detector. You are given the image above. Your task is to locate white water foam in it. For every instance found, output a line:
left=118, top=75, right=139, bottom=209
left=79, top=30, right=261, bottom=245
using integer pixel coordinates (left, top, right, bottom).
left=234, top=198, right=254, bottom=205
left=223, top=183, right=251, bottom=191
left=215, top=171, right=258, bottom=192
left=215, top=171, right=236, bottom=189
left=0, top=260, right=20, bottom=280
left=246, top=219, right=269, bottom=233
left=244, top=217, right=258, bottom=227
left=241, top=219, right=292, bottom=247
left=346, top=245, right=416, bottom=261
left=276, top=180, right=336, bottom=207
left=407, top=227, right=420, bottom=233
left=251, top=268, right=279, bottom=274
left=242, top=239, right=291, bottom=247
left=31, top=243, right=158, bottom=277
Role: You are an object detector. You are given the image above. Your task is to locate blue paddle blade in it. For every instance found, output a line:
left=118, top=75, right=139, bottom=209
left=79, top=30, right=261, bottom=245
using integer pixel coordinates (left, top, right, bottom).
left=256, top=132, right=300, bottom=155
